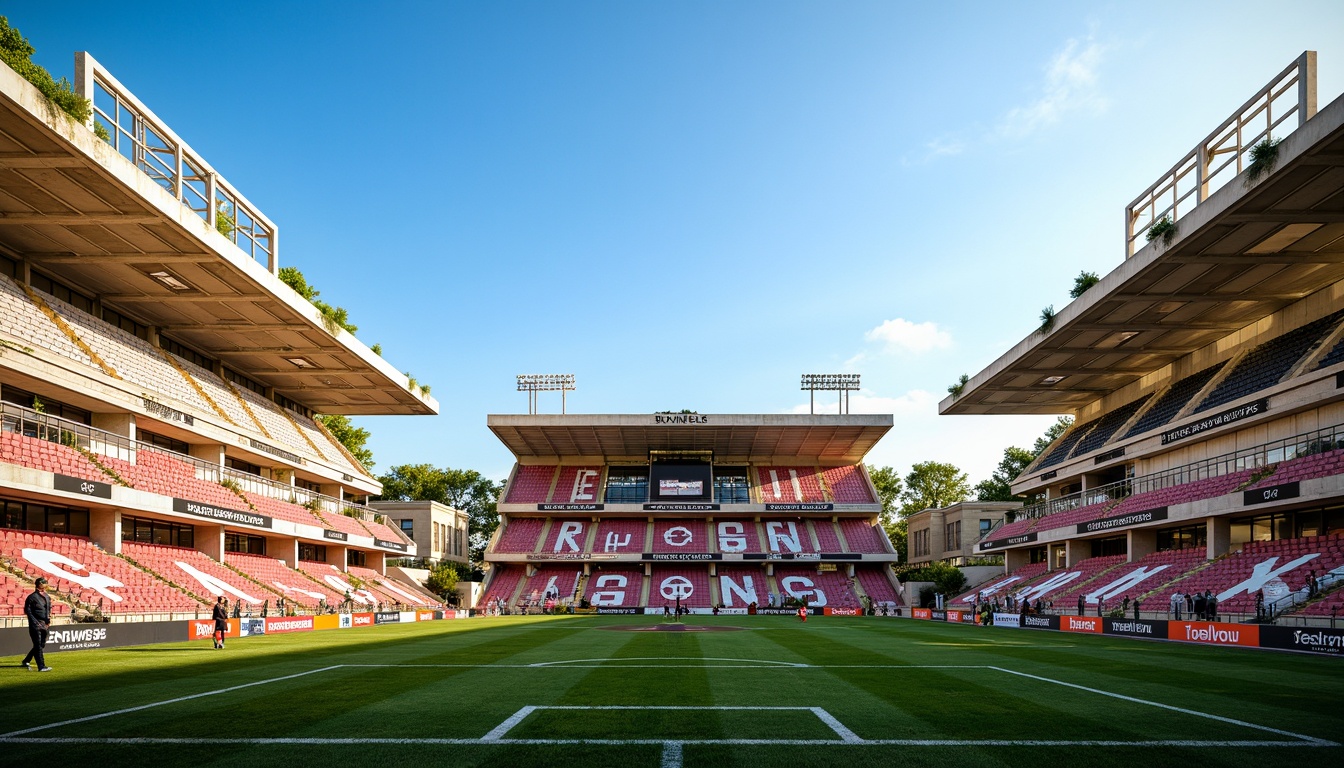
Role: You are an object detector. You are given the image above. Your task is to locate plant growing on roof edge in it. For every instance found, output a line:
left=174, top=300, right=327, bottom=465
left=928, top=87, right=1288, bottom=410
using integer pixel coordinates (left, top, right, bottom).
left=93, top=120, right=110, bottom=143
left=370, top=343, right=382, bottom=356
left=1245, top=136, right=1282, bottom=184
left=1146, top=216, right=1176, bottom=246
left=1069, top=270, right=1100, bottom=298
left=215, top=202, right=236, bottom=239
left=1038, top=305, right=1056, bottom=334
left=947, top=373, right=970, bottom=398
left=0, top=17, right=92, bottom=123
left=278, top=266, right=358, bottom=335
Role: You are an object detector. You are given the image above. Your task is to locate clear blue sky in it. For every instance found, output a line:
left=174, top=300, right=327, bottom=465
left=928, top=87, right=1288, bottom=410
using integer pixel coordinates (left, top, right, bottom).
left=12, top=2, right=1344, bottom=487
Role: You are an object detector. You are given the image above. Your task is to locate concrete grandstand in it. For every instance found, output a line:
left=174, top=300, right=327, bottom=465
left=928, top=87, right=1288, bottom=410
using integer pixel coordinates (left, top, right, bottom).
left=0, top=50, right=441, bottom=623
left=479, top=413, right=904, bottom=614
left=946, top=52, right=1344, bottom=626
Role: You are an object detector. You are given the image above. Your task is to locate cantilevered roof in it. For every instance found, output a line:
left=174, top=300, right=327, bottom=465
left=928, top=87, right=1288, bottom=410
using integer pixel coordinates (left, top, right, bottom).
left=488, top=414, right=893, bottom=463
left=941, top=89, right=1344, bottom=416
left=0, top=58, right=436, bottom=416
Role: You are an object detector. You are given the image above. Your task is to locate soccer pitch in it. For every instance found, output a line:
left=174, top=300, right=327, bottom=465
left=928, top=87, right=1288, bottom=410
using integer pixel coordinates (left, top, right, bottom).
left=1, top=616, right=1341, bottom=767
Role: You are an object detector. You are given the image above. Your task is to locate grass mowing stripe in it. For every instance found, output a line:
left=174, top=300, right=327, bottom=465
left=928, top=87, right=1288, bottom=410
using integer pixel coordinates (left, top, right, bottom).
left=0, top=737, right=1330, bottom=747
left=989, top=666, right=1337, bottom=746
left=0, top=665, right=342, bottom=738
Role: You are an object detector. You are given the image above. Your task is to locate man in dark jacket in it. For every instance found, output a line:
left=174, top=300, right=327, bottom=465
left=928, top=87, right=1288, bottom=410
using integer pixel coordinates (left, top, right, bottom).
left=212, top=597, right=229, bottom=649
left=22, top=577, right=53, bottom=672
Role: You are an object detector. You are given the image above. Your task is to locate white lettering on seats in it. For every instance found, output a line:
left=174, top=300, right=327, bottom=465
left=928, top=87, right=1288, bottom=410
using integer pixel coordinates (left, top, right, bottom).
left=957, top=576, right=1021, bottom=604
left=272, top=581, right=326, bottom=601
left=22, top=548, right=125, bottom=602
left=604, top=532, right=632, bottom=552
left=590, top=574, right=629, bottom=606
left=659, top=576, right=694, bottom=600
left=768, top=470, right=781, bottom=500
left=571, top=470, right=598, bottom=502
left=766, top=521, right=802, bottom=553
left=781, top=576, right=827, bottom=607
left=717, top=522, right=748, bottom=553
left=322, top=574, right=378, bottom=604
left=1017, top=571, right=1081, bottom=602
left=663, top=526, right=694, bottom=548
left=1083, top=565, right=1171, bottom=604
left=789, top=469, right=803, bottom=502
left=554, top=521, right=584, bottom=552
left=374, top=578, right=421, bottom=603
left=173, top=561, right=262, bottom=604
left=1218, top=554, right=1320, bottom=602
left=719, top=574, right=757, bottom=607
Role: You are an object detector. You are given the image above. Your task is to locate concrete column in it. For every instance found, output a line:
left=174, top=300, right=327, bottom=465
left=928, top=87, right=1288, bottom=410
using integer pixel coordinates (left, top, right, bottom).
left=1128, top=528, right=1157, bottom=562
left=319, top=483, right=343, bottom=499
left=369, top=550, right=386, bottom=575
left=1065, top=540, right=1088, bottom=567
left=328, top=544, right=347, bottom=570
left=91, top=413, right=134, bottom=440
left=268, top=536, right=298, bottom=567
left=89, top=508, right=121, bottom=554
left=929, top=511, right=945, bottom=558
left=1207, top=517, right=1232, bottom=559
left=196, top=524, right=226, bottom=561
left=189, top=443, right=224, bottom=466
left=1005, top=548, right=1032, bottom=573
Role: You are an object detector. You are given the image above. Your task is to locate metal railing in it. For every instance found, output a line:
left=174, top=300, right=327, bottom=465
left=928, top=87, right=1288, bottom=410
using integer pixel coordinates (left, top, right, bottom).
left=75, top=52, right=278, bottom=273
left=1017, top=421, right=1344, bottom=521
left=0, top=402, right=408, bottom=542
left=1125, top=52, right=1316, bottom=258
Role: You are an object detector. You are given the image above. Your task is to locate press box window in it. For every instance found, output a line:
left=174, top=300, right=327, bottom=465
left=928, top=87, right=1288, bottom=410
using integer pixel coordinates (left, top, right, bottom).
left=122, top=515, right=194, bottom=547
left=605, top=467, right=649, bottom=503
left=713, top=467, right=750, bottom=504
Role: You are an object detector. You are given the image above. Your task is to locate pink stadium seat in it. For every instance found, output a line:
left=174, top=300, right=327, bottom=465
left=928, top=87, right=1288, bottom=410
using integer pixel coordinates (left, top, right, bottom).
left=839, top=519, right=888, bottom=553
left=479, top=565, right=525, bottom=610
left=773, top=567, right=861, bottom=609
left=811, top=519, right=844, bottom=552
left=591, top=519, right=647, bottom=554
left=652, top=519, right=712, bottom=553
left=756, top=466, right=826, bottom=503
left=225, top=552, right=342, bottom=607
left=584, top=568, right=645, bottom=608
left=549, top=466, right=603, bottom=503
left=856, top=567, right=902, bottom=606
left=505, top=466, right=558, bottom=503
left=822, top=465, right=876, bottom=503
left=493, top=518, right=546, bottom=553
left=649, top=566, right=713, bottom=608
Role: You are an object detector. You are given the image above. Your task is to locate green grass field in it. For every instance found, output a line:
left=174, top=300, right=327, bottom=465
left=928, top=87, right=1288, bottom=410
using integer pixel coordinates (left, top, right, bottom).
left=2, top=615, right=1341, bottom=767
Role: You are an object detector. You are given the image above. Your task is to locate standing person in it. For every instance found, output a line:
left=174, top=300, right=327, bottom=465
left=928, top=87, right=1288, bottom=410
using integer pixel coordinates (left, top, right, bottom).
left=1193, top=591, right=1206, bottom=621
left=22, top=577, right=53, bottom=672
left=1170, top=590, right=1183, bottom=621
left=1077, top=594, right=1085, bottom=616
left=212, top=597, right=229, bottom=649
left=1206, top=591, right=1218, bottom=622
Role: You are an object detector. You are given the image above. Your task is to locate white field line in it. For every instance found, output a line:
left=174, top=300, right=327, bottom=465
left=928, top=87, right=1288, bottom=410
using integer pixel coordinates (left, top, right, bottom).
left=0, top=737, right=1332, bottom=748
left=988, top=666, right=1337, bottom=747
left=0, top=665, right=343, bottom=739
left=527, top=657, right=809, bottom=668
left=481, top=707, right=535, bottom=741
left=811, top=707, right=862, bottom=744
left=661, top=740, right=682, bottom=768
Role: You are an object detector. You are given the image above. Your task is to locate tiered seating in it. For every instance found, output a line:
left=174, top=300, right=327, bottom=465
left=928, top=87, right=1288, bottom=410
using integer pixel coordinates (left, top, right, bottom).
left=1299, top=574, right=1344, bottom=616
left=756, top=467, right=825, bottom=503
left=953, top=561, right=1050, bottom=604
left=1246, top=448, right=1344, bottom=489
left=822, top=465, right=875, bottom=503
left=1067, top=548, right=1208, bottom=608
left=0, top=430, right=109, bottom=484
left=584, top=568, right=645, bottom=607
left=1123, top=362, right=1226, bottom=439
left=0, top=276, right=95, bottom=369
left=0, top=568, right=71, bottom=617
left=296, top=560, right=377, bottom=605
left=592, top=518, right=646, bottom=553
left=479, top=565, right=524, bottom=609
left=649, top=566, right=712, bottom=607
left=1069, top=394, right=1152, bottom=457
left=122, top=542, right=276, bottom=606
left=1316, top=336, right=1344, bottom=370
left=1029, top=554, right=1128, bottom=604
left=226, top=552, right=342, bottom=608
left=653, top=519, right=710, bottom=552
left=296, top=412, right=370, bottom=478
left=855, top=567, right=902, bottom=606
left=811, top=520, right=843, bottom=551
left=714, top=566, right=767, bottom=606
left=1197, top=310, right=1344, bottom=413
left=1108, top=469, right=1254, bottom=517
left=347, top=565, right=440, bottom=607
left=1, top=529, right=203, bottom=612
left=712, top=520, right=764, bottom=553
left=550, top=466, right=603, bottom=503
left=517, top=567, right=582, bottom=605
left=315, top=509, right=372, bottom=538
left=539, top=519, right=589, bottom=553
left=362, top=517, right=408, bottom=545
left=1034, top=421, right=1096, bottom=470
left=1142, top=535, right=1344, bottom=615
left=762, top=519, right=820, bottom=553
left=839, top=519, right=888, bottom=553
left=505, top=466, right=557, bottom=503
left=773, top=567, right=861, bottom=609
left=492, top=518, right=546, bottom=553
left=101, top=450, right=237, bottom=508
left=241, top=491, right=328, bottom=528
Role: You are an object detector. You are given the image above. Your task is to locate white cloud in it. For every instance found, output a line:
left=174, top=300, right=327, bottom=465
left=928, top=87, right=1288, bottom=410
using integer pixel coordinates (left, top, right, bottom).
left=863, top=318, right=953, bottom=354
left=789, top=389, right=938, bottom=417
left=996, top=37, right=1108, bottom=139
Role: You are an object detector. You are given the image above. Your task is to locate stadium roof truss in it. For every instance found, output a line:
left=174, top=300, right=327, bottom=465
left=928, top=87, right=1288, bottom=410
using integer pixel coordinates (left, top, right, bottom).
left=488, top=414, right=893, bottom=464
left=942, top=52, right=1344, bottom=416
left=0, top=53, right=436, bottom=416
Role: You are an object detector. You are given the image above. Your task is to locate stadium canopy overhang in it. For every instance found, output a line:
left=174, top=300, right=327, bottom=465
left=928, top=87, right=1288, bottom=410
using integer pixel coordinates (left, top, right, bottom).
left=0, top=58, right=436, bottom=416
left=941, top=90, right=1344, bottom=417
left=487, top=414, right=894, bottom=464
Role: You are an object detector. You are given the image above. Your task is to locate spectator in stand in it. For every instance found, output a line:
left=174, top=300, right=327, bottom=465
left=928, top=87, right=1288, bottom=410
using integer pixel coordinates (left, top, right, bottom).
left=1170, top=591, right=1183, bottom=621
left=1034, top=598, right=1043, bottom=614
left=1194, top=591, right=1206, bottom=621
left=1255, top=591, right=1265, bottom=621
left=1121, top=596, right=1130, bottom=613
left=1206, top=591, right=1218, bottom=622
left=1308, top=571, right=1319, bottom=598
left=1096, top=597, right=1105, bottom=618
left=1185, top=592, right=1194, bottom=618
left=1077, top=595, right=1085, bottom=616
left=22, top=577, right=53, bottom=672
left=212, top=597, right=229, bottom=649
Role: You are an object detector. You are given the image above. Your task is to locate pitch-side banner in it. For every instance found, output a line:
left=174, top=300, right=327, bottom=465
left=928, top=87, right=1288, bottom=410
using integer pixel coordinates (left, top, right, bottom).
left=0, top=621, right=182, bottom=656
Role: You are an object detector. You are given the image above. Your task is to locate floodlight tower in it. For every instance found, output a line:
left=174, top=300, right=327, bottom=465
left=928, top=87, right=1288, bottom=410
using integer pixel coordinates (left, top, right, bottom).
left=517, top=373, right=576, bottom=414
left=800, top=373, right=861, bottom=414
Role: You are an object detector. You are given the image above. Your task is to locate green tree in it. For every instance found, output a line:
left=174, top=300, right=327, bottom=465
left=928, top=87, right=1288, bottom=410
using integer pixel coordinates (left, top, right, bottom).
left=868, top=466, right=906, bottom=561
left=1069, top=270, right=1100, bottom=299
left=316, top=414, right=374, bottom=471
left=1033, top=416, right=1074, bottom=456
left=279, top=265, right=358, bottom=335
left=425, top=562, right=460, bottom=603
left=895, top=561, right=968, bottom=605
left=974, top=446, right=1035, bottom=502
left=0, top=17, right=91, bottom=122
left=376, top=464, right=500, bottom=578
left=899, top=461, right=970, bottom=517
